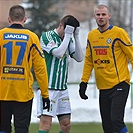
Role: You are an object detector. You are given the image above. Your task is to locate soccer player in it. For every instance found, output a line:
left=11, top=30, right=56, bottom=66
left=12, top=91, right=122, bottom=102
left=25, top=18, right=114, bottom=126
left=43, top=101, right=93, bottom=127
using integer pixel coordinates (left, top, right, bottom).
left=0, top=5, right=50, bottom=133
left=79, top=4, right=132, bottom=133
left=37, top=15, right=83, bottom=133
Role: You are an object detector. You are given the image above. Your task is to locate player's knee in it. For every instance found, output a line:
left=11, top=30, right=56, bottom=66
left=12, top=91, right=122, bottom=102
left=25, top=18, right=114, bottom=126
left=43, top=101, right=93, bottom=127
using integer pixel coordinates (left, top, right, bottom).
left=111, top=114, right=121, bottom=124
left=39, top=118, right=52, bottom=131
left=61, top=122, right=71, bottom=133
left=111, top=118, right=122, bottom=129
left=58, top=114, right=71, bottom=133
left=111, top=118, right=119, bottom=125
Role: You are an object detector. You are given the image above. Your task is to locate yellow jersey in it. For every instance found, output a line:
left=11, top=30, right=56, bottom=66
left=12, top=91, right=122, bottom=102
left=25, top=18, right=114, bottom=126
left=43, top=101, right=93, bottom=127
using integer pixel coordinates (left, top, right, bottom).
left=81, top=25, right=133, bottom=89
left=0, top=24, right=49, bottom=102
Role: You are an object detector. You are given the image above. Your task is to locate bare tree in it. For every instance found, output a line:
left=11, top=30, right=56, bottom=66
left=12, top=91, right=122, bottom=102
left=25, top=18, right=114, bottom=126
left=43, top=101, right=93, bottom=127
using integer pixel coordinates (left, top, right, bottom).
left=108, top=0, right=132, bottom=38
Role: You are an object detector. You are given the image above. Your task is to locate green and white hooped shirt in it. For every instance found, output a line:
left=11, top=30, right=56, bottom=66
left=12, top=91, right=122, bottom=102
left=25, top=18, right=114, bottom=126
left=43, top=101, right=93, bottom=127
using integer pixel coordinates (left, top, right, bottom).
left=40, top=29, right=75, bottom=90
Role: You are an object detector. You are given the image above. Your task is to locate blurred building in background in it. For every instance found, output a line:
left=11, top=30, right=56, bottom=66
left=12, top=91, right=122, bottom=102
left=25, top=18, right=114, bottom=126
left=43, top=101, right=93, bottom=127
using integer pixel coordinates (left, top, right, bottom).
left=0, top=0, right=96, bottom=29
left=0, top=0, right=22, bottom=28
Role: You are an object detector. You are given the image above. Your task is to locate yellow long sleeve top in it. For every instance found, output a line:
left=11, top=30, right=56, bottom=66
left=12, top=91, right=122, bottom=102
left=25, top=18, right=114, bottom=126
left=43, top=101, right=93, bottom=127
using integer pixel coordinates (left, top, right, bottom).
left=0, top=24, right=49, bottom=102
left=81, top=25, right=133, bottom=90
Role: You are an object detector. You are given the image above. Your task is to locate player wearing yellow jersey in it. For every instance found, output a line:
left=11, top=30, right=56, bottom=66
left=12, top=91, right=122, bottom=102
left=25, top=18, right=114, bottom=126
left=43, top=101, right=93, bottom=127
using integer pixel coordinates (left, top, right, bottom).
left=0, top=5, right=50, bottom=133
left=79, top=4, right=132, bottom=133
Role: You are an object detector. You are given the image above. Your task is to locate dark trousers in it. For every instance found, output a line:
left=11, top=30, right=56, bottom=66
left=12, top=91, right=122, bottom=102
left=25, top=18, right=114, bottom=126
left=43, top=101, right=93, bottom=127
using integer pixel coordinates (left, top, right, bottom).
left=99, top=81, right=129, bottom=133
left=0, top=99, right=33, bottom=133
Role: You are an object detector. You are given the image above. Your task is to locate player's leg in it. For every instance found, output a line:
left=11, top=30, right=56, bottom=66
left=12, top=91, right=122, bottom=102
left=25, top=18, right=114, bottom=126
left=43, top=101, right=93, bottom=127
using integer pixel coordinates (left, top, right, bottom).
left=13, top=99, right=33, bottom=133
left=57, top=89, right=71, bottom=133
left=38, top=115, right=52, bottom=133
left=99, top=90, right=114, bottom=133
left=37, top=89, right=59, bottom=132
left=0, top=101, right=13, bottom=133
left=111, top=81, right=129, bottom=133
left=58, top=114, right=71, bottom=133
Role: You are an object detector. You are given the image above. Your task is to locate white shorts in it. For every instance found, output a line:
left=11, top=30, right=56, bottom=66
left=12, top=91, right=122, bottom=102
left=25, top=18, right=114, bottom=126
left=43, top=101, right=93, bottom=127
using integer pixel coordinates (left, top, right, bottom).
left=37, top=89, right=71, bottom=118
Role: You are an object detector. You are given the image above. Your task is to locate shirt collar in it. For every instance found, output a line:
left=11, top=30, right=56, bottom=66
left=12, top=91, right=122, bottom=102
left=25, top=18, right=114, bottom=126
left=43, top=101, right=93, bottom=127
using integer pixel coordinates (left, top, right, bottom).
left=8, top=24, right=25, bottom=29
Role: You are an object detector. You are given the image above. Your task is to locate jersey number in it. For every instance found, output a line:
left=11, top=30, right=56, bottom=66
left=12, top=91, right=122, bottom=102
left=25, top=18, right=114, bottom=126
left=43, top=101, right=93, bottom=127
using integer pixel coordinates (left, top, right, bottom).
left=3, top=41, right=26, bottom=65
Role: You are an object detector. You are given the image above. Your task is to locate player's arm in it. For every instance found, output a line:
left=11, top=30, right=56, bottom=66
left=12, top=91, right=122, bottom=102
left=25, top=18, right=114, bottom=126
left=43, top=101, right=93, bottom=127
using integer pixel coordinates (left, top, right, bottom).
left=52, top=25, right=74, bottom=58
left=71, top=27, right=84, bottom=62
left=32, top=34, right=50, bottom=111
left=40, top=25, right=74, bottom=59
left=79, top=39, right=93, bottom=100
left=119, top=29, right=133, bottom=67
left=81, top=39, right=94, bottom=82
left=32, top=35, right=49, bottom=99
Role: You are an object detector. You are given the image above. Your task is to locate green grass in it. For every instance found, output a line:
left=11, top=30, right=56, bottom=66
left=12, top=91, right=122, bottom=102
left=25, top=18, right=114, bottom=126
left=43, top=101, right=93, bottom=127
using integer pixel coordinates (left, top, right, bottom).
left=12, top=122, right=133, bottom=133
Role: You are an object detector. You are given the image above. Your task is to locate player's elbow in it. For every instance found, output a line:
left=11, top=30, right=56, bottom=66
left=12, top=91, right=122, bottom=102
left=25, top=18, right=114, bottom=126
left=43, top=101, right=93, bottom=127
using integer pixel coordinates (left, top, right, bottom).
left=52, top=49, right=65, bottom=59
left=75, top=58, right=83, bottom=62
left=54, top=53, right=64, bottom=59
left=73, top=54, right=84, bottom=62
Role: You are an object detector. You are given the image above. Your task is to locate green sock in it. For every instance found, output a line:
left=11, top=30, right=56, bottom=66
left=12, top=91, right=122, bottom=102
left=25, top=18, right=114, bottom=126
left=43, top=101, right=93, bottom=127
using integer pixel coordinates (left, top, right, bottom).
left=59, top=131, right=63, bottom=133
left=38, top=130, right=48, bottom=133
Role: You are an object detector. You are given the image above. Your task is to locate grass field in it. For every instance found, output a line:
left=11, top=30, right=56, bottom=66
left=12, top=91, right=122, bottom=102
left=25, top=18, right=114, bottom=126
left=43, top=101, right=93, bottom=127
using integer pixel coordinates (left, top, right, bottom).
left=12, top=122, right=133, bottom=133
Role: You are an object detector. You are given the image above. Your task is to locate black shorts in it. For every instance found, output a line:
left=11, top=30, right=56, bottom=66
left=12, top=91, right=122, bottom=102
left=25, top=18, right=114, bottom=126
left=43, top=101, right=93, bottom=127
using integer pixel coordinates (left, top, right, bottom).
left=99, top=81, right=130, bottom=133
left=0, top=99, right=33, bottom=133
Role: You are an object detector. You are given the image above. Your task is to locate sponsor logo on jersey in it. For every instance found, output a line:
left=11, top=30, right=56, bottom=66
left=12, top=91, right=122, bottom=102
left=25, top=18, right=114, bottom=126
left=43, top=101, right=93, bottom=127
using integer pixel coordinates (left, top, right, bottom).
left=117, top=88, right=123, bottom=91
left=93, top=40, right=99, bottom=43
left=3, top=66, right=24, bottom=74
left=97, top=66, right=106, bottom=69
left=93, top=46, right=109, bottom=48
left=94, top=49, right=107, bottom=55
left=94, top=59, right=110, bottom=65
left=62, top=98, right=69, bottom=101
left=1, top=76, right=25, bottom=81
left=4, top=33, right=29, bottom=41
left=106, top=38, right=112, bottom=44
left=93, top=46, right=109, bottom=55
left=99, top=37, right=104, bottom=39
